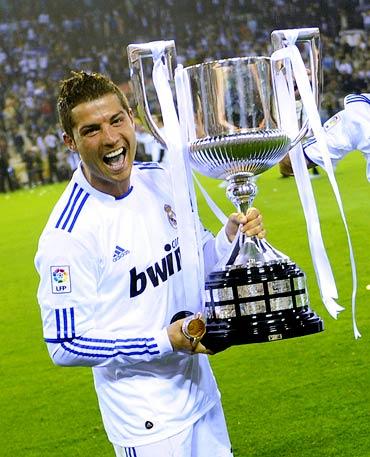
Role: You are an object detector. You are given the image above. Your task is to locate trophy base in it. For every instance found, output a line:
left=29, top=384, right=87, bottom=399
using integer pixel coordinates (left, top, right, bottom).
left=205, top=260, right=324, bottom=345
left=205, top=306, right=323, bottom=345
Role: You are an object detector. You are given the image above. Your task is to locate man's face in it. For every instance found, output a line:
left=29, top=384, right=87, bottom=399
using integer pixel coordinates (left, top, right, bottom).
left=64, top=93, right=137, bottom=197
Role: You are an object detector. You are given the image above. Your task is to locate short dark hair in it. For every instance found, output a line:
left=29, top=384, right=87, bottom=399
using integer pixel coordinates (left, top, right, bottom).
left=57, top=71, right=131, bottom=138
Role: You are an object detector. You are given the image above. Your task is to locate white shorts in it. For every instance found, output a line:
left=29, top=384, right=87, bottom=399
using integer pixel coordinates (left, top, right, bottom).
left=113, top=401, right=233, bottom=457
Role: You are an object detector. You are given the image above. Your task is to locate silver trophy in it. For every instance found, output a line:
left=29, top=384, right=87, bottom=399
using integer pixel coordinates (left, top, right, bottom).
left=127, top=28, right=324, bottom=344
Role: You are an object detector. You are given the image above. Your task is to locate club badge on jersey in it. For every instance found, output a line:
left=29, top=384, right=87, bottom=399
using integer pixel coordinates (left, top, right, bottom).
left=164, top=204, right=177, bottom=228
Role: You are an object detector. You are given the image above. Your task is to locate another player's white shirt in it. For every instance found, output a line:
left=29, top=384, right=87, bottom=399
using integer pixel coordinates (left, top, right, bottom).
left=303, top=93, right=370, bottom=181
left=136, top=129, right=164, bottom=162
left=35, top=162, right=232, bottom=447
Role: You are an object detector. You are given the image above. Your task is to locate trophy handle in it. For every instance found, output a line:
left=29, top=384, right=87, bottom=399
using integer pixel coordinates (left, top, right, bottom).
left=271, top=27, right=321, bottom=147
left=127, top=41, right=177, bottom=148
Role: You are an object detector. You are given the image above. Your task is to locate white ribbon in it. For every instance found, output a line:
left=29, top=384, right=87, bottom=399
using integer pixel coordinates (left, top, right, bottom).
left=271, top=31, right=360, bottom=338
left=150, top=44, right=205, bottom=313
left=192, top=172, right=228, bottom=226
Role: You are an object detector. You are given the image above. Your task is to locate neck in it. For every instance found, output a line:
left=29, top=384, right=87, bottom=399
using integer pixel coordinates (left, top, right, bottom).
left=81, top=164, right=130, bottom=197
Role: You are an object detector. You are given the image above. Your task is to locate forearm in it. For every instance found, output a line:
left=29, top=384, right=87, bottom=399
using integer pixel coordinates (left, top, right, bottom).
left=203, top=226, right=232, bottom=277
left=47, top=326, right=173, bottom=368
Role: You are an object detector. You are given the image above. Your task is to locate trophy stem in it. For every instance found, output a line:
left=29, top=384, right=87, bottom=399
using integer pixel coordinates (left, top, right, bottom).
left=226, top=172, right=257, bottom=214
left=225, top=173, right=265, bottom=265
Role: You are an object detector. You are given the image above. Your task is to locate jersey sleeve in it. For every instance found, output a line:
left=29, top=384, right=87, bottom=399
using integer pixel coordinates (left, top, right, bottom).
left=304, top=94, right=370, bottom=181
left=202, top=224, right=233, bottom=277
left=35, top=231, right=173, bottom=367
left=345, top=95, right=370, bottom=181
left=303, top=110, right=353, bottom=167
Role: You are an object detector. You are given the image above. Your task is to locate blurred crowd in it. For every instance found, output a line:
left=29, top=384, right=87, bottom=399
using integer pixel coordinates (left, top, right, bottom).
left=0, top=0, right=368, bottom=192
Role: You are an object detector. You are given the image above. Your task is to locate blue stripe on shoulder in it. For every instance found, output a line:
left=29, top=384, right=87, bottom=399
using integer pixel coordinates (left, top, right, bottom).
left=344, top=94, right=370, bottom=106
left=55, top=183, right=78, bottom=228
left=55, top=184, right=90, bottom=232
left=302, top=137, right=317, bottom=150
left=134, top=161, right=164, bottom=170
left=302, top=138, right=318, bottom=165
left=68, top=193, right=89, bottom=232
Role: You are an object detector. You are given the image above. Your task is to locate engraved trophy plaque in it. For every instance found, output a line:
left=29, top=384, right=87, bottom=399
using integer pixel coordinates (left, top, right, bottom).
left=128, top=28, right=324, bottom=345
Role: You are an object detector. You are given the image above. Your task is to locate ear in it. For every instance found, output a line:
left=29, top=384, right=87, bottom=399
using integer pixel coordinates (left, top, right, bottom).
left=63, top=133, right=77, bottom=151
left=128, top=108, right=135, bottom=126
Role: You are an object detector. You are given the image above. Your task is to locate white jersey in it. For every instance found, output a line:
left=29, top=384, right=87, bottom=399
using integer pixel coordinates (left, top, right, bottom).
left=35, top=162, right=232, bottom=447
left=303, top=93, right=370, bottom=181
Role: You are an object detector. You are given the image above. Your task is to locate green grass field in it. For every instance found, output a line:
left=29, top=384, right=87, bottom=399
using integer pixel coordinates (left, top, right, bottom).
left=1, top=153, right=369, bottom=456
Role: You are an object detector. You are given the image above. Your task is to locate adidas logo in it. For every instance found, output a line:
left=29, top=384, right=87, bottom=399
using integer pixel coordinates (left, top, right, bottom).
left=113, top=245, right=130, bottom=262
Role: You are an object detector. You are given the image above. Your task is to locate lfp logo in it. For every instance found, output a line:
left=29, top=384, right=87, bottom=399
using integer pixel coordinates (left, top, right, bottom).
left=50, top=266, right=71, bottom=294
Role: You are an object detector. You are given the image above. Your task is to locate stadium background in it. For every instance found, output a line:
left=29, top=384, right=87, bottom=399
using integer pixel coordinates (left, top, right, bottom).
left=0, top=1, right=369, bottom=456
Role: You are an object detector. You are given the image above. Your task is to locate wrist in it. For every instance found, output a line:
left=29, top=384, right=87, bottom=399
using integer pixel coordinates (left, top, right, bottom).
left=181, top=313, right=206, bottom=348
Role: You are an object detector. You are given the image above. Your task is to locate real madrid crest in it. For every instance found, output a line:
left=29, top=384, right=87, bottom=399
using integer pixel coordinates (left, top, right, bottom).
left=164, top=204, right=177, bottom=229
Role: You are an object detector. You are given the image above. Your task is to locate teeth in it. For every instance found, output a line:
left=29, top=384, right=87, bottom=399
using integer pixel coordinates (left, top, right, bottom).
left=105, top=147, right=124, bottom=159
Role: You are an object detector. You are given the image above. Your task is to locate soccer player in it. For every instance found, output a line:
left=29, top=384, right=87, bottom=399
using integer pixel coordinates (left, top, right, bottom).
left=0, top=133, right=16, bottom=192
left=279, top=93, right=370, bottom=180
left=34, top=71, right=266, bottom=457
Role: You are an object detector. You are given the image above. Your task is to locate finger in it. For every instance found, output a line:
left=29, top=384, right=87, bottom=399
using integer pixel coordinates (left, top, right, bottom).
left=257, top=228, right=267, bottom=239
left=192, top=341, right=214, bottom=355
left=230, top=209, right=261, bottom=225
left=167, top=318, right=194, bottom=351
left=229, top=212, right=246, bottom=225
left=245, top=225, right=264, bottom=237
left=240, top=214, right=263, bottom=234
left=245, top=207, right=260, bottom=220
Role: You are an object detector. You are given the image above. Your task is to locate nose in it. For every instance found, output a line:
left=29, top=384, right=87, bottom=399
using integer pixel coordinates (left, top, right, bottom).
left=102, top=124, right=120, bottom=146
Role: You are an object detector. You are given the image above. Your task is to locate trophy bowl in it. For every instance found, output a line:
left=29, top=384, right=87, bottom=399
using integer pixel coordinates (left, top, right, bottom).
left=184, top=56, right=290, bottom=179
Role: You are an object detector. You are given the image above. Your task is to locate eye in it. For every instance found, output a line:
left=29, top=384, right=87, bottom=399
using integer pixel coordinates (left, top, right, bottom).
left=112, top=116, right=124, bottom=126
left=83, top=126, right=99, bottom=137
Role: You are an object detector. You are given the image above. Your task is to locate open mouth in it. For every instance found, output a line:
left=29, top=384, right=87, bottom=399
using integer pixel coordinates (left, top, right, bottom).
left=103, top=147, right=127, bottom=168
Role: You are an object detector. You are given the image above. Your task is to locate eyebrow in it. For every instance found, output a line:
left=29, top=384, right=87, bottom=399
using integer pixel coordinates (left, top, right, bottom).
left=78, top=110, right=126, bottom=135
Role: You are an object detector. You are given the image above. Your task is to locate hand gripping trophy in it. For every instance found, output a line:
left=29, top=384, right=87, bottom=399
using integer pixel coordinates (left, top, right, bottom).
left=127, top=28, right=325, bottom=347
